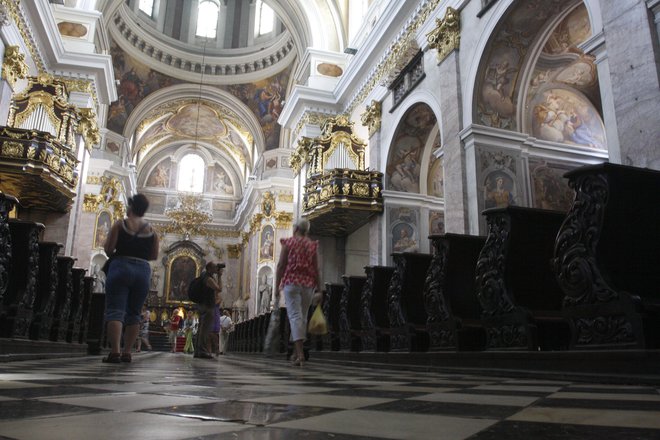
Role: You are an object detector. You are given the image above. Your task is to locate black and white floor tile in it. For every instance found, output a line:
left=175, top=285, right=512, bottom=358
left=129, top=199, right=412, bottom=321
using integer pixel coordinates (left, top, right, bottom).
left=0, top=353, right=659, bottom=439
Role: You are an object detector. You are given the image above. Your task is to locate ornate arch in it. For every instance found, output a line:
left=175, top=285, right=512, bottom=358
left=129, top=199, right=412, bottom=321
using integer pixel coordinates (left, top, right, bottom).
left=136, top=140, right=243, bottom=198
left=470, top=0, right=603, bottom=137
left=383, top=101, right=439, bottom=194
left=123, top=83, right=265, bottom=163
left=163, top=241, right=206, bottom=304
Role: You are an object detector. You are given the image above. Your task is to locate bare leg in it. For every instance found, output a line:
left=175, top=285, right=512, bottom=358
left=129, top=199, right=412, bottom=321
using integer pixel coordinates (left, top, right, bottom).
left=122, top=324, right=139, bottom=355
left=106, top=321, right=123, bottom=354
left=293, top=339, right=304, bottom=365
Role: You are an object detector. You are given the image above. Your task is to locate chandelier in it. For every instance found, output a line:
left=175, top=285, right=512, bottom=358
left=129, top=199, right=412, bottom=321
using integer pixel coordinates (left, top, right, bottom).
left=163, top=193, right=212, bottom=238
left=163, top=34, right=213, bottom=239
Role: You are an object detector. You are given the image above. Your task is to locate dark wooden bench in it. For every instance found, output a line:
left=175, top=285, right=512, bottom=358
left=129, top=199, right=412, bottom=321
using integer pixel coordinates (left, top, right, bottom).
left=66, top=267, right=86, bottom=343
left=79, top=276, right=95, bottom=344
left=387, top=252, right=433, bottom=352
left=338, top=275, right=366, bottom=351
left=554, top=162, right=660, bottom=349
left=324, top=282, right=344, bottom=351
left=30, top=242, right=62, bottom=340
left=1, top=220, right=44, bottom=338
left=425, top=233, right=487, bottom=351
left=49, top=255, right=75, bottom=342
left=360, top=265, right=395, bottom=352
left=0, top=193, right=19, bottom=312
left=476, top=206, right=570, bottom=350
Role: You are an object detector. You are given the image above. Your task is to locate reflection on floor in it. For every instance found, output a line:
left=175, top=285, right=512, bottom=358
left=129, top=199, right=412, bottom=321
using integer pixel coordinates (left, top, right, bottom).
left=1, top=352, right=660, bottom=439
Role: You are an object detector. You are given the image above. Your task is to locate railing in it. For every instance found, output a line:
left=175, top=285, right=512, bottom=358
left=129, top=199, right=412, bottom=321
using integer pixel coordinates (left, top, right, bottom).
left=302, top=169, right=383, bottom=236
left=0, top=126, right=79, bottom=211
left=303, top=169, right=383, bottom=214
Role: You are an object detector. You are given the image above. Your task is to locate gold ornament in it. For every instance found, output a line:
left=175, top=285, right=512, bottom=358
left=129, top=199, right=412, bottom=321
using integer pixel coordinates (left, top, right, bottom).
left=426, top=7, right=461, bottom=63
left=361, top=100, right=382, bottom=137
left=1, top=45, right=29, bottom=87
left=76, top=108, right=101, bottom=148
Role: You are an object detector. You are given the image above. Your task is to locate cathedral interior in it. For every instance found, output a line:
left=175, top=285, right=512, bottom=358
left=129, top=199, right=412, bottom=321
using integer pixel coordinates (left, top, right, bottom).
left=0, top=0, right=659, bottom=439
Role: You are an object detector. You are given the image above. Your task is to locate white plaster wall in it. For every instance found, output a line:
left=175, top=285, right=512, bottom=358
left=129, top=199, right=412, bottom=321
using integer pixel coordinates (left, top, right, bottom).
left=345, top=223, right=370, bottom=276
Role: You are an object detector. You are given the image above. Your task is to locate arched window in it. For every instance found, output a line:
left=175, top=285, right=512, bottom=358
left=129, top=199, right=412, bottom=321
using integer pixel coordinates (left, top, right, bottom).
left=255, top=0, right=274, bottom=37
left=196, top=1, right=219, bottom=38
left=138, top=0, right=155, bottom=17
left=177, top=153, right=205, bottom=193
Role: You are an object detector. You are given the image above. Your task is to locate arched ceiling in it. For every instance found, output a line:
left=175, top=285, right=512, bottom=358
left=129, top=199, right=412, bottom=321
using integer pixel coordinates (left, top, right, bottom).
left=133, top=100, right=253, bottom=168
left=474, top=1, right=606, bottom=150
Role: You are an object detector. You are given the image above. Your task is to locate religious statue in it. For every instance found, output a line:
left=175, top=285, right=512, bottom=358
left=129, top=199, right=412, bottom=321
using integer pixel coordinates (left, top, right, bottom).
left=258, top=274, right=272, bottom=314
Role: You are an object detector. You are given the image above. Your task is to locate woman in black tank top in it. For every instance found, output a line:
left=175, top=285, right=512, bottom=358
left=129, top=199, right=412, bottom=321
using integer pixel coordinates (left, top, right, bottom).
left=102, top=194, right=159, bottom=363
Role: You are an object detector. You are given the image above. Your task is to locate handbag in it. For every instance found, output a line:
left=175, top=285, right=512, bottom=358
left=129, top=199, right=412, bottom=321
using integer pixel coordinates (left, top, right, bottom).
left=307, top=304, right=328, bottom=335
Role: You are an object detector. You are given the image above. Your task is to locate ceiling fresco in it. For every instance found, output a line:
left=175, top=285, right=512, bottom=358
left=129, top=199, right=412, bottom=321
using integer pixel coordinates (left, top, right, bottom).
left=134, top=99, right=252, bottom=165
left=476, top=0, right=590, bottom=131
left=107, top=40, right=293, bottom=151
left=165, top=103, right=228, bottom=139
left=526, top=5, right=605, bottom=149
left=386, top=104, right=437, bottom=193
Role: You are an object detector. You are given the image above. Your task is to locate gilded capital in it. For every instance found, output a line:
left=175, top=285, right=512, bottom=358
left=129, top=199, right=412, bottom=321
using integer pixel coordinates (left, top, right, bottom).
left=0, top=3, right=10, bottom=26
left=2, top=46, right=29, bottom=87
left=289, top=136, right=312, bottom=175
left=76, top=108, right=101, bottom=148
left=240, top=232, right=250, bottom=246
left=83, top=193, right=102, bottom=212
left=274, top=211, right=293, bottom=229
left=426, top=6, right=461, bottom=63
left=227, top=244, right=242, bottom=259
left=278, top=192, right=293, bottom=203
left=361, top=100, right=382, bottom=136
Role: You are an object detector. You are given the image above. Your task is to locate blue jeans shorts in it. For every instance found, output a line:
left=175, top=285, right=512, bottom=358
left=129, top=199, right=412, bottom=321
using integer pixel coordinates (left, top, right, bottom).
left=104, top=256, right=151, bottom=325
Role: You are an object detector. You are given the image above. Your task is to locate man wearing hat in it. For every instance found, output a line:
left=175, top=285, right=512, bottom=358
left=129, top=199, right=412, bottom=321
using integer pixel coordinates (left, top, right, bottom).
left=194, top=261, right=224, bottom=359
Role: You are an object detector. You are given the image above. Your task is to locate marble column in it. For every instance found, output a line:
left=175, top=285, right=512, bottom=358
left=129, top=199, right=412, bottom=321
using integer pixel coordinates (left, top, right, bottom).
left=599, top=1, right=660, bottom=169
left=436, top=50, right=468, bottom=233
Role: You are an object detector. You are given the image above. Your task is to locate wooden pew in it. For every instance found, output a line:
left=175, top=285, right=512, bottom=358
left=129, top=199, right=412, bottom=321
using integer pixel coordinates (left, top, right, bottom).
left=324, top=282, right=343, bottom=351
left=554, top=163, right=660, bottom=349
left=475, top=206, right=570, bottom=350
left=1, top=220, right=44, bottom=338
left=78, top=276, right=95, bottom=344
left=49, top=256, right=75, bottom=342
left=30, top=242, right=62, bottom=340
left=360, top=265, right=395, bottom=352
left=425, top=234, right=487, bottom=351
left=85, top=287, right=106, bottom=355
left=338, top=275, right=366, bottom=352
left=66, top=268, right=86, bottom=343
left=387, top=252, right=433, bottom=352
left=0, top=193, right=19, bottom=309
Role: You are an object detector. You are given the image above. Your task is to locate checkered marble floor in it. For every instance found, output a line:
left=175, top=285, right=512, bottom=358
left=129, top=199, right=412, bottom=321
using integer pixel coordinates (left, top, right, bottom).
left=1, top=353, right=659, bottom=439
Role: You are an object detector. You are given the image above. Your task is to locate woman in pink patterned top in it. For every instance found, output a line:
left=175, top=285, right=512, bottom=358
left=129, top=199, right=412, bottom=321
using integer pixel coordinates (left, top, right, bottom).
left=275, top=218, right=322, bottom=366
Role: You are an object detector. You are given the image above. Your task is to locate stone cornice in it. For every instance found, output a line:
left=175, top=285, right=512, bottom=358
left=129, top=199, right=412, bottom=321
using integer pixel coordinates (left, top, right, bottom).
left=20, top=0, right=117, bottom=104
left=109, top=3, right=297, bottom=85
left=277, top=84, right=340, bottom=136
